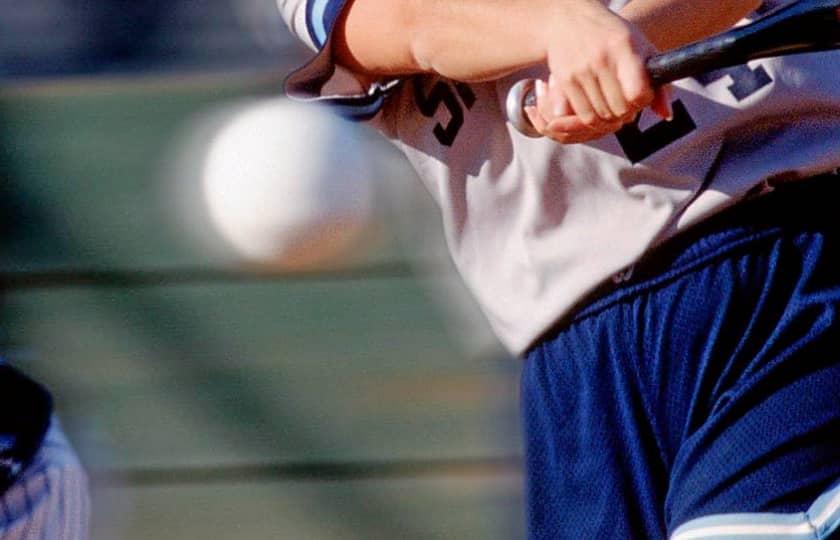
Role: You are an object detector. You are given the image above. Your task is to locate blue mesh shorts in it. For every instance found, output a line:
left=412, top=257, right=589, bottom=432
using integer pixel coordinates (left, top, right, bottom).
left=522, top=174, right=840, bottom=539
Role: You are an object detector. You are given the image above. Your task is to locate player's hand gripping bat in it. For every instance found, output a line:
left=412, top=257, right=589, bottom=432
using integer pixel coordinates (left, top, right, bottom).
left=505, top=0, right=840, bottom=137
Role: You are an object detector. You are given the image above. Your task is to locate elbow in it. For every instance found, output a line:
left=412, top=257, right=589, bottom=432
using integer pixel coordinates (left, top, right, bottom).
left=335, top=0, right=429, bottom=77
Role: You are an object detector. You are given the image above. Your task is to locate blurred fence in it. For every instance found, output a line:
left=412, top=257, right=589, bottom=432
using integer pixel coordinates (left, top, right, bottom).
left=0, top=0, right=299, bottom=77
left=0, top=2, right=524, bottom=538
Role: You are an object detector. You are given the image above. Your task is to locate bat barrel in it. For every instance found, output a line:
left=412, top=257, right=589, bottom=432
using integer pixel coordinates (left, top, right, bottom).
left=649, top=0, right=840, bottom=84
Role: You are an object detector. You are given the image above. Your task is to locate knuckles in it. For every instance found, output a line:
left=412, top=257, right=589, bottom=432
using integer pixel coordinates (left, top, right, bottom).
left=579, top=112, right=602, bottom=128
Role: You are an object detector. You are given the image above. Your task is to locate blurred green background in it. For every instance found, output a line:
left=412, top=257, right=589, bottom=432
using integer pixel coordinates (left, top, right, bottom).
left=0, top=2, right=524, bottom=538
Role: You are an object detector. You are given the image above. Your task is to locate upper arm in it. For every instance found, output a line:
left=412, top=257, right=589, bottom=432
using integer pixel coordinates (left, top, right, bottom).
left=332, top=0, right=422, bottom=78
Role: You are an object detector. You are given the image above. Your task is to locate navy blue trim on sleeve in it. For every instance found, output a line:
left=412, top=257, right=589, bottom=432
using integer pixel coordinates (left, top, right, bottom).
left=287, top=0, right=401, bottom=123
left=286, top=59, right=402, bottom=122
left=324, top=79, right=402, bottom=121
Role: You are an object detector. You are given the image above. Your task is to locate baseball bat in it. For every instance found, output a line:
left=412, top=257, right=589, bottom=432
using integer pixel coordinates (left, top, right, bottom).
left=505, top=0, right=840, bottom=137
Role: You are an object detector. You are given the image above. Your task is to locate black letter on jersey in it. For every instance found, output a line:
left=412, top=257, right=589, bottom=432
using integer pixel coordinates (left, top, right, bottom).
left=453, top=82, right=477, bottom=109
left=694, top=65, right=772, bottom=101
left=706, top=1, right=776, bottom=99
left=615, top=100, right=696, bottom=163
left=413, top=80, right=475, bottom=147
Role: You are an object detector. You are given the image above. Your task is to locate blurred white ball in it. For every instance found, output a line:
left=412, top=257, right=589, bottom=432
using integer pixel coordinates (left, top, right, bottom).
left=202, top=98, right=375, bottom=269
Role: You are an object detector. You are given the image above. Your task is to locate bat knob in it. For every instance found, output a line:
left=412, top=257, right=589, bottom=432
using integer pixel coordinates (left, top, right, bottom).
left=505, top=79, right=542, bottom=138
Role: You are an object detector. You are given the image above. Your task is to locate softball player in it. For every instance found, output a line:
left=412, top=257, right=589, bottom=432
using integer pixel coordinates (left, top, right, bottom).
left=0, top=362, right=90, bottom=539
left=278, top=0, right=840, bottom=537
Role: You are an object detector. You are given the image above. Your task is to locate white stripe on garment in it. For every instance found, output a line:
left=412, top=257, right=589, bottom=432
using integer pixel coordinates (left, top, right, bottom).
left=24, top=471, right=46, bottom=540
left=60, top=468, right=70, bottom=540
left=672, top=482, right=840, bottom=540
left=672, top=522, right=814, bottom=539
left=54, top=463, right=89, bottom=540
left=811, top=487, right=840, bottom=526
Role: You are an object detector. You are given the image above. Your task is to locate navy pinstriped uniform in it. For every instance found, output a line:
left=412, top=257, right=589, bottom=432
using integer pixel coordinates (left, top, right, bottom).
left=0, top=420, right=90, bottom=539
left=0, top=362, right=89, bottom=539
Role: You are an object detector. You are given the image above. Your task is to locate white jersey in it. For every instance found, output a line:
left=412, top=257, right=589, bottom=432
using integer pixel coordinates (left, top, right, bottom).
left=279, top=0, right=840, bottom=354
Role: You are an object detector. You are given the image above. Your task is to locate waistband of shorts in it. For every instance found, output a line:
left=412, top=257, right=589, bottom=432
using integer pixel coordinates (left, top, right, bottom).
left=635, top=172, right=839, bottom=277
left=538, top=171, right=840, bottom=344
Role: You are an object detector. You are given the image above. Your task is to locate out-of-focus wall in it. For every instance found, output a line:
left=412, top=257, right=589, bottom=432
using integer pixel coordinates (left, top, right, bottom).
left=0, top=0, right=298, bottom=76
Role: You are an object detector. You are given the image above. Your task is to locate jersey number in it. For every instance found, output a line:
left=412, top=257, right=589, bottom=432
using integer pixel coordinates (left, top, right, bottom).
left=413, top=79, right=476, bottom=147
left=616, top=63, right=773, bottom=163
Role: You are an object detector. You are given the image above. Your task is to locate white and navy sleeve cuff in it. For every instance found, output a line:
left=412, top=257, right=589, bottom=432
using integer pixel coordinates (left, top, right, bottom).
left=284, top=0, right=400, bottom=122
left=305, top=0, right=348, bottom=49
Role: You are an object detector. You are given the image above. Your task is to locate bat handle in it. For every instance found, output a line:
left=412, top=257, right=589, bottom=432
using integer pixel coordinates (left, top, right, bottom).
left=504, top=79, right=542, bottom=138
left=506, top=31, right=739, bottom=137
left=646, top=34, right=739, bottom=86
left=504, top=50, right=705, bottom=138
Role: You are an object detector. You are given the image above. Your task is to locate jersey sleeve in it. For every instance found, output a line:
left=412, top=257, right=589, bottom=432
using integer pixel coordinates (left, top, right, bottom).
left=278, top=0, right=401, bottom=122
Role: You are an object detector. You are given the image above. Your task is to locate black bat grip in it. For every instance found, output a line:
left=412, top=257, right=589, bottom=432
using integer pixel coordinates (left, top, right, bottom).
left=646, top=34, right=739, bottom=86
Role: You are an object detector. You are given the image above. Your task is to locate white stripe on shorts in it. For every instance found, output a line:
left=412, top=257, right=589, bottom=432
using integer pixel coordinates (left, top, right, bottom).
left=0, top=418, right=90, bottom=540
left=671, top=480, right=840, bottom=540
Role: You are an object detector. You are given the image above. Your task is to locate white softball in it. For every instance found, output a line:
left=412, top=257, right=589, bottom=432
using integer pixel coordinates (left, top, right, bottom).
left=201, top=98, right=375, bottom=269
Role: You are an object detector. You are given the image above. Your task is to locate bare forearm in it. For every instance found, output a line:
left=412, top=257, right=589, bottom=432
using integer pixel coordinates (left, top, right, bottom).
left=406, top=0, right=550, bottom=81
left=335, top=0, right=762, bottom=81
left=335, top=0, right=608, bottom=82
left=620, top=0, right=762, bottom=51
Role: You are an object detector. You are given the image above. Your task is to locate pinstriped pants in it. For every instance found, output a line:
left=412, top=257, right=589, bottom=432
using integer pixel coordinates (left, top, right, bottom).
left=0, top=419, right=89, bottom=539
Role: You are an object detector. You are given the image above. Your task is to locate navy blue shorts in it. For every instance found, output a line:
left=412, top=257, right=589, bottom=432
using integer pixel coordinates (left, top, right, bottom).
left=522, top=175, right=840, bottom=539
